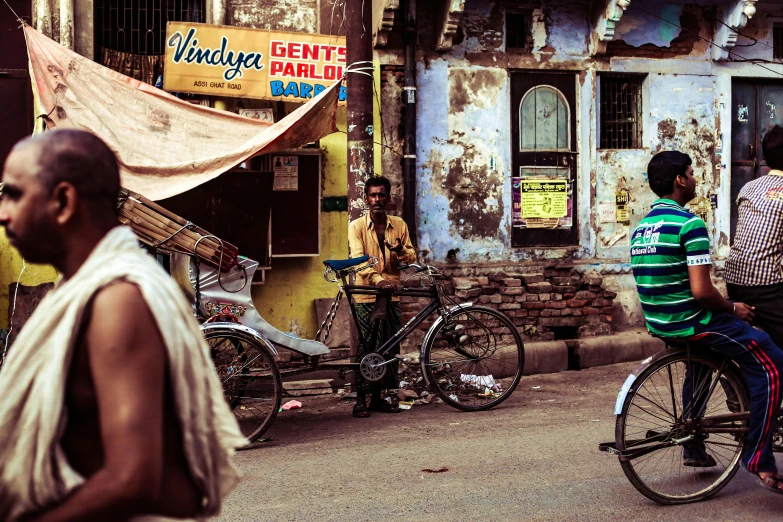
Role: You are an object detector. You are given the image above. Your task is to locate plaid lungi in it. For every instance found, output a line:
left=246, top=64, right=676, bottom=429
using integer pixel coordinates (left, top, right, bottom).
left=355, top=301, right=401, bottom=395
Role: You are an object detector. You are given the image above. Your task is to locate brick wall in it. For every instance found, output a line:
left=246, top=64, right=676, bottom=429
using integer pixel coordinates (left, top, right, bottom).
left=400, top=264, right=617, bottom=350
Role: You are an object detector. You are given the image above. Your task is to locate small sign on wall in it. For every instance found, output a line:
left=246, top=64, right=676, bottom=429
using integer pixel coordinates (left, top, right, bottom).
left=273, top=156, right=298, bottom=191
left=598, top=201, right=616, bottom=223
left=615, top=189, right=630, bottom=225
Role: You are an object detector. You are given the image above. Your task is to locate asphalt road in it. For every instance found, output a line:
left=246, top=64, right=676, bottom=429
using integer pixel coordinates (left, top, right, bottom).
left=215, top=362, right=783, bottom=521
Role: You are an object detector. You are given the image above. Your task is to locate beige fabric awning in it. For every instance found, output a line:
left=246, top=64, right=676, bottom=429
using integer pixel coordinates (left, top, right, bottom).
left=24, top=25, right=341, bottom=201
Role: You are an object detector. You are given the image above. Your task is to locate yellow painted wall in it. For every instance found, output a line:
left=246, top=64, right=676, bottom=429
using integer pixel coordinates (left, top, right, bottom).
left=0, top=230, right=58, bottom=329
left=250, top=64, right=383, bottom=338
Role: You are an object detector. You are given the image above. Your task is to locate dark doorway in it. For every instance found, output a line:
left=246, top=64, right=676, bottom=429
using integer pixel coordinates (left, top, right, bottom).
left=510, top=71, right=578, bottom=247
left=730, top=79, right=783, bottom=240
left=0, top=0, right=33, bottom=168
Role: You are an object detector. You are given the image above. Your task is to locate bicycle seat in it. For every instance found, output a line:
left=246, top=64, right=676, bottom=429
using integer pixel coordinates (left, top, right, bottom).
left=323, top=255, right=369, bottom=271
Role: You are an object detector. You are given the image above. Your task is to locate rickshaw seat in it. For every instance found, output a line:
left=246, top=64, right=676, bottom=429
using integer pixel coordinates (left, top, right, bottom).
left=323, top=255, right=370, bottom=271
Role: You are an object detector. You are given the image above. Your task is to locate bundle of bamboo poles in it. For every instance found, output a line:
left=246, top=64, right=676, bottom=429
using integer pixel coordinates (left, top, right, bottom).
left=117, top=188, right=238, bottom=272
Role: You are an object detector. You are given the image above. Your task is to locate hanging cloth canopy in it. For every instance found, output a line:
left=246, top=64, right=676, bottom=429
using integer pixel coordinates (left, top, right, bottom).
left=23, top=25, right=341, bottom=201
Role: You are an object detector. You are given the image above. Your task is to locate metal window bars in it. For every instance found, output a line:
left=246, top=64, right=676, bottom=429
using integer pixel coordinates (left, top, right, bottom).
left=95, top=0, right=205, bottom=57
left=599, top=74, right=644, bottom=150
left=774, top=24, right=783, bottom=61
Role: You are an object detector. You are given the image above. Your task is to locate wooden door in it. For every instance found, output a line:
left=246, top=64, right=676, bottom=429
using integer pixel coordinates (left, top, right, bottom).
left=0, top=0, right=33, bottom=168
left=510, top=72, right=578, bottom=247
left=730, top=79, right=783, bottom=239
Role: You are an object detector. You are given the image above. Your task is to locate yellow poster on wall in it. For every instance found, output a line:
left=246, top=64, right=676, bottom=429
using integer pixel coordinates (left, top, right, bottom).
left=163, top=22, right=347, bottom=102
left=520, top=180, right=568, bottom=218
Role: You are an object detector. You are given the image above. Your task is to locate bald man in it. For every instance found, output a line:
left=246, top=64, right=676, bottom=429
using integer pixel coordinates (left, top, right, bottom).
left=0, top=130, right=245, bottom=521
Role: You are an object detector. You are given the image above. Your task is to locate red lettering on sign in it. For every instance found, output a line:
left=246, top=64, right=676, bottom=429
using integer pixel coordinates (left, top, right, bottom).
left=270, top=40, right=286, bottom=58
left=288, top=42, right=302, bottom=59
left=308, top=63, right=323, bottom=80
left=302, top=44, right=319, bottom=61
left=337, top=46, right=346, bottom=63
left=282, top=62, right=296, bottom=77
left=296, top=62, right=309, bottom=77
left=270, top=60, right=283, bottom=75
left=324, top=65, right=336, bottom=80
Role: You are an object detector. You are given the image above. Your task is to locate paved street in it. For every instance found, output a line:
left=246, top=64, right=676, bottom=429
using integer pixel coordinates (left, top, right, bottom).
left=215, top=362, right=783, bottom=521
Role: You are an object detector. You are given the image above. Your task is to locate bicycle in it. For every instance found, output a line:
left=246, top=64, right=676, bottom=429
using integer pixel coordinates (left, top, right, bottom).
left=600, top=334, right=783, bottom=504
left=174, top=253, right=526, bottom=442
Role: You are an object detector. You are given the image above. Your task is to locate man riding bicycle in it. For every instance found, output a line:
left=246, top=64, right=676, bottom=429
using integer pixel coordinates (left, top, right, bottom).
left=631, top=150, right=783, bottom=494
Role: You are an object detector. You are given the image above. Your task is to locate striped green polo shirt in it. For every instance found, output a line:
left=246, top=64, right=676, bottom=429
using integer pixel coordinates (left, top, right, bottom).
left=630, top=199, right=712, bottom=337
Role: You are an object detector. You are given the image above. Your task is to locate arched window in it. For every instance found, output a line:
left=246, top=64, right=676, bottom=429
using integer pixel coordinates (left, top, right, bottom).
left=519, top=85, right=570, bottom=151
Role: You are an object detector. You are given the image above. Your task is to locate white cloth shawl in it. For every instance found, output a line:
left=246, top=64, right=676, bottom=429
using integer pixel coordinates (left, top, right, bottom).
left=0, top=226, right=248, bottom=521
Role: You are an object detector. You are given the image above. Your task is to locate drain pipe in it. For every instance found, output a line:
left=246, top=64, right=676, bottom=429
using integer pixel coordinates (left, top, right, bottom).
left=402, top=0, right=417, bottom=245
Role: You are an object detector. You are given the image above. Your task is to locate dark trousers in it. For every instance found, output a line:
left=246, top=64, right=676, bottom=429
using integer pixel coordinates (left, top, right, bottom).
left=690, top=313, right=783, bottom=473
left=727, top=282, right=783, bottom=350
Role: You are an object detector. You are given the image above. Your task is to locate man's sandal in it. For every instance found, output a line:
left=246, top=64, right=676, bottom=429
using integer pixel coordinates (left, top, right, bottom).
left=352, top=403, right=371, bottom=418
left=750, top=473, right=783, bottom=495
left=741, top=462, right=783, bottom=495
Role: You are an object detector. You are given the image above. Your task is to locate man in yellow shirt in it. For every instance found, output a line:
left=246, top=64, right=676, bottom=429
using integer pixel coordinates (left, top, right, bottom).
left=347, top=176, right=417, bottom=417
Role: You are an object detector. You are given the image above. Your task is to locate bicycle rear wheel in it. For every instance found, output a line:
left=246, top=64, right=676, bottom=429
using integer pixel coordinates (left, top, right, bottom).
left=205, top=328, right=282, bottom=442
left=616, top=351, right=748, bottom=504
left=421, top=305, right=524, bottom=411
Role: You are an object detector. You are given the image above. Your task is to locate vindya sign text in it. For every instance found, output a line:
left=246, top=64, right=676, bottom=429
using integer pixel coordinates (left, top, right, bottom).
left=163, top=22, right=347, bottom=101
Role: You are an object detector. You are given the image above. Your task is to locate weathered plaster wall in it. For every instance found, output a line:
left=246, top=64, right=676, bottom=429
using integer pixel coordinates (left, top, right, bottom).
left=228, top=0, right=318, bottom=32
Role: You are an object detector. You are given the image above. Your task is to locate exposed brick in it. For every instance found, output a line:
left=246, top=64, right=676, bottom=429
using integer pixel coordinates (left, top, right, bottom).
left=551, top=310, right=562, bottom=316
left=517, top=309, right=528, bottom=317
left=482, top=285, right=497, bottom=295
left=545, top=300, right=567, bottom=309
left=499, top=303, right=521, bottom=310
left=601, top=314, right=614, bottom=323
left=567, top=299, right=590, bottom=308
left=601, top=307, right=614, bottom=315
left=476, top=276, right=489, bottom=285
left=583, top=307, right=600, bottom=316
left=552, top=293, right=563, bottom=301
left=561, top=308, right=572, bottom=316
left=527, top=282, right=553, bottom=293
left=478, top=295, right=491, bottom=304
left=552, top=285, right=578, bottom=294
left=514, top=295, right=527, bottom=302
left=593, top=298, right=612, bottom=307
left=551, top=276, right=572, bottom=285
left=500, top=287, right=524, bottom=295
left=604, top=290, right=618, bottom=299
left=452, top=277, right=478, bottom=290
left=502, top=295, right=514, bottom=303
left=587, top=275, right=603, bottom=286
left=526, top=294, right=539, bottom=302
left=588, top=285, right=602, bottom=293
left=502, top=278, right=522, bottom=287
left=522, top=301, right=545, bottom=310
left=529, top=310, right=540, bottom=317
left=540, top=317, right=582, bottom=327
left=575, top=291, right=597, bottom=300
left=539, top=293, right=551, bottom=301
left=513, top=317, right=528, bottom=326
left=563, top=293, right=576, bottom=299
left=490, top=294, right=503, bottom=304
left=571, top=309, right=583, bottom=316
left=456, top=288, right=483, bottom=299
left=521, top=273, right=545, bottom=284
left=540, top=309, right=553, bottom=317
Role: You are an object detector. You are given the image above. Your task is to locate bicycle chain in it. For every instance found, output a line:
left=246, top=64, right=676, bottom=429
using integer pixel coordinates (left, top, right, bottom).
left=315, top=289, right=343, bottom=344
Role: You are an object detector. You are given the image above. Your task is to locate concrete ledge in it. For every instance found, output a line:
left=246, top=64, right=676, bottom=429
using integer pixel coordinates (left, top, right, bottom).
left=523, top=341, right=568, bottom=375
left=282, top=379, right=334, bottom=397
left=575, top=330, right=664, bottom=369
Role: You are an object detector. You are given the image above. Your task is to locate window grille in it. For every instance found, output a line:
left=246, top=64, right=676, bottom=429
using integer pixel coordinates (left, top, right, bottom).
left=599, top=74, right=644, bottom=149
left=94, top=0, right=204, bottom=84
left=775, top=24, right=783, bottom=61
left=506, top=10, right=532, bottom=51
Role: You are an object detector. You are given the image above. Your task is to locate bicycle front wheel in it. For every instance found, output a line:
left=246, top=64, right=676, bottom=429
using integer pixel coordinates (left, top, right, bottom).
left=205, top=328, right=283, bottom=442
left=616, top=351, right=748, bottom=504
left=421, top=305, right=524, bottom=411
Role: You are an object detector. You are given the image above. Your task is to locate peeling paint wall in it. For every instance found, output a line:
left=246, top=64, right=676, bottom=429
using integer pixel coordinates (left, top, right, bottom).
left=402, top=0, right=782, bottom=330
left=228, top=0, right=318, bottom=32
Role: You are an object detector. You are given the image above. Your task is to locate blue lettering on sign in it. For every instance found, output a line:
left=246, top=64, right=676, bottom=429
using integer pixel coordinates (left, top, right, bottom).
left=268, top=81, right=347, bottom=102
left=168, top=28, right=265, bottom=82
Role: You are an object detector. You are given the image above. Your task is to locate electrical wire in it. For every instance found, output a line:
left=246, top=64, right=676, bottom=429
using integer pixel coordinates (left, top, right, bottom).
left=627, top=3, right=783, bottom=77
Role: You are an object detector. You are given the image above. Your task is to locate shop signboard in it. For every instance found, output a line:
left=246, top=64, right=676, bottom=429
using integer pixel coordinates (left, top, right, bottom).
left=163, top=22, right=347, bottom=102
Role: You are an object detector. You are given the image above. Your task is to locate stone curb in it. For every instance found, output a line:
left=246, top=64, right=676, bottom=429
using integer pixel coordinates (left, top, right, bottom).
left=573, top=329, right=664, bottom=370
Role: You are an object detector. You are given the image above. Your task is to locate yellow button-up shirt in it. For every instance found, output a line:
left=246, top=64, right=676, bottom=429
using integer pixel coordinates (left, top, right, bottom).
left=347, top=213, right=417, bottom=303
